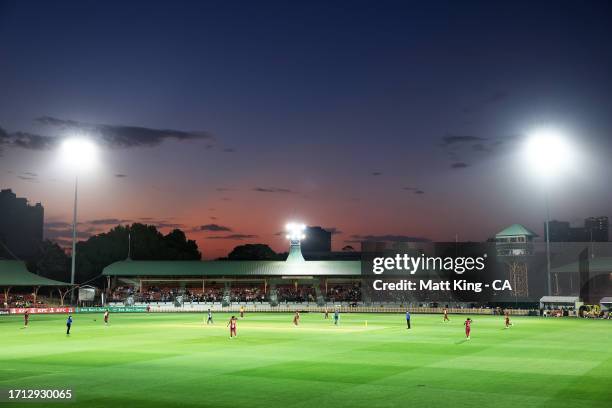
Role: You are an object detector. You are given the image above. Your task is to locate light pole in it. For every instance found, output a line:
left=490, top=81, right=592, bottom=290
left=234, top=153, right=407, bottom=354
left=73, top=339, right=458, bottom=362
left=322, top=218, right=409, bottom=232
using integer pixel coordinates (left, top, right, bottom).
left=70, top=176, right=78, bottom=304
left=60, top=138, right=98, bottom=305
left=523, top=127, right=574, bottom=296
left=544, top=191, right=551, bottom=296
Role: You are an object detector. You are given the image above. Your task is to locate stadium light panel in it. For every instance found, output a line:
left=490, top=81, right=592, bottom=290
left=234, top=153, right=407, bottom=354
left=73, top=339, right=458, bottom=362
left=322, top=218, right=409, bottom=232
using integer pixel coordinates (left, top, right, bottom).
left=285, top=222, right=306, bottom=241
left=60, top=137, right=98, bottom=172
left=523, top=127, right=574, bottom=181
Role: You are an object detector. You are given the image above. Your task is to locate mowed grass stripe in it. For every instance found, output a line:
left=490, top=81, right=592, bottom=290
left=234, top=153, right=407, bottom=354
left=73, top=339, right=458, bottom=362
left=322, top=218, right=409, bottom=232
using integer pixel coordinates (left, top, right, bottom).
left=0, top=313, right=610, bottom=408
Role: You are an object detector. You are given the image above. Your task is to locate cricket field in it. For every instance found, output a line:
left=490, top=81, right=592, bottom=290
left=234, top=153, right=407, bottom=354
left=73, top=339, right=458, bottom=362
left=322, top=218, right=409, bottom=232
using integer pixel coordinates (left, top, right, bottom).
left=1, top=313, right=611, bottom=408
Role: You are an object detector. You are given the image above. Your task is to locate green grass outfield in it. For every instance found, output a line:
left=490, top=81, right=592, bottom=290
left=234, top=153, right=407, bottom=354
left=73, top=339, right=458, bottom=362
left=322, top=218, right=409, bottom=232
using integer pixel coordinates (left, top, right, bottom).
left=1, top=312, right=611, bottom=408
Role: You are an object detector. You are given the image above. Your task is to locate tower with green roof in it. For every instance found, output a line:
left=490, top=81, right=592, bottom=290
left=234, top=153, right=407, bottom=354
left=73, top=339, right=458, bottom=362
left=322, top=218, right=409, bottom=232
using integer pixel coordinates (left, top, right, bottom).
left=495, top=224, right=538, bottom=297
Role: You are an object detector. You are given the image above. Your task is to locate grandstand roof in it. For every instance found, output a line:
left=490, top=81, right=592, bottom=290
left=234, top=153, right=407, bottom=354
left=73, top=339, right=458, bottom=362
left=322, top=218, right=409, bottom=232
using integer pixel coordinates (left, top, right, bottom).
left=0, top=260, right=70, bottom=286
left=551, top=257, right=612, bottom=276
left=102, top=260, right=361, bottom=277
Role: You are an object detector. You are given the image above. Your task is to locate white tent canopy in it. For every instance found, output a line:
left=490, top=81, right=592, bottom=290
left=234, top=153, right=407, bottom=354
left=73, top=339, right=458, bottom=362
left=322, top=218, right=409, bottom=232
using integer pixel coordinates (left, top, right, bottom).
left=539, top=296, right=581, bottom=309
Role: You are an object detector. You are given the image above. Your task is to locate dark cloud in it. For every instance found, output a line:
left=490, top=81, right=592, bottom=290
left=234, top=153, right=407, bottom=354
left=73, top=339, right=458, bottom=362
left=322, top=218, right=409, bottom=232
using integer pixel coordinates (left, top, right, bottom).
left=215, top=187, right=233, bottom=192
left=17, top=171, right=39, bottom=182
left=88, top=218, right=131, bottom=225
left=209, top=216, right=218, bottom=220
left=2, top=131, right=58, bottom=150
left=133, top=218, right=184, bottom=228
left=199, top=224, right=232, bottom=232
left=471, top=143, right=491, bottom=153
left=324, top=227, right=342, bottom=235
left=222, top=148, right=236, bottom=153
left=441, top=134, right=487, bottom=146
left=451, top=162, right=470, bottom=169
left=347, top=234, right=429, bottom=243
left=17, top=175, right=38, bottom=182
left=44, top=224, right=95, bottom=241
left=371, top=171, right=382, bottom=176
left=403, top=187, right=425, bottom=195
left=45, top=221, right=72, bottom=229
left=34, top=116, right=214, bottom=149
left=208, top=234, right=258, bottom=240
left=1, top=117, right=214, bottom=151
left=115, top=173, right=128, bottom=178
left=253, top=187, right=294, bottom=193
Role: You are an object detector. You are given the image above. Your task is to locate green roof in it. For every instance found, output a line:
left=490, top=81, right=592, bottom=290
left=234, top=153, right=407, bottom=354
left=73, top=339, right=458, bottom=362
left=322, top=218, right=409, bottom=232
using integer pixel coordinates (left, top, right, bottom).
left=0, top=260, right=70, bottom=286
left=103, top=260, right=361, bottom=277
left=551, top=257, right=612, bottom=276
left=495, top=224, right=538, bottom=238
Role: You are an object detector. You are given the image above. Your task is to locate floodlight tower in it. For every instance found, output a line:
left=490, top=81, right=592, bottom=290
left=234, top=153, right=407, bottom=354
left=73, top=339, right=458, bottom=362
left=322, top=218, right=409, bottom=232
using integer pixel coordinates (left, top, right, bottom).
left=523, top=127, right=574, bottom=296
left=285, top=222, right=306, bottom=262
left=60, top=138, right=98, bottom=304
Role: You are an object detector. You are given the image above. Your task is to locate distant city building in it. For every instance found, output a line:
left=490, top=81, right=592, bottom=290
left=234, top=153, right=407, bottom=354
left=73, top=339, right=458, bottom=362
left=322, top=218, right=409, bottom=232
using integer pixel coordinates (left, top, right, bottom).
left=546, top=220, right=571, bottom=242
left=0, top=189, right=44, bottom=259
left=546, top=216, right=608, bottom=242
left=584, top=216, right=609, bottom=242
left=301, top=226, right=332, bottom=255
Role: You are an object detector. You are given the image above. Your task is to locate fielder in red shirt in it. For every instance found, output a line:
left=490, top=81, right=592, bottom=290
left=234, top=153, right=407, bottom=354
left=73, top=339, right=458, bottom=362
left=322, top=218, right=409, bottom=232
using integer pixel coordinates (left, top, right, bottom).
left=227, top=315, right=237, bottom=338
left=464, top=318, right=472, bottom=340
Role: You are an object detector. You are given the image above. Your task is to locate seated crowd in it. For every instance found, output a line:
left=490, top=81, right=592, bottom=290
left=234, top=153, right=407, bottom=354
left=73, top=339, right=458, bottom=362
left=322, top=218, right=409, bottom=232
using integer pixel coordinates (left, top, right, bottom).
left=1, top=293, right=47, bottom=308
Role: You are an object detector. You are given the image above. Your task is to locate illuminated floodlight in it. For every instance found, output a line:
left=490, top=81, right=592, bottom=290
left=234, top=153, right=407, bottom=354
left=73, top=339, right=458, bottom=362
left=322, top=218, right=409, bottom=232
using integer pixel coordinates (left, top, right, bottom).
left=285, top=222, right=306, bottom=241
left=523, top=127, right=574, bottom=180
left=60, top=137, right=98, bottom=172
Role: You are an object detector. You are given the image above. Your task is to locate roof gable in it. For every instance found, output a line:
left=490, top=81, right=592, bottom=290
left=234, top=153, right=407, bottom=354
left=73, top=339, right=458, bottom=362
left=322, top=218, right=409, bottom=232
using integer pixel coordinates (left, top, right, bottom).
left=495, top=224, right=538, bottom=238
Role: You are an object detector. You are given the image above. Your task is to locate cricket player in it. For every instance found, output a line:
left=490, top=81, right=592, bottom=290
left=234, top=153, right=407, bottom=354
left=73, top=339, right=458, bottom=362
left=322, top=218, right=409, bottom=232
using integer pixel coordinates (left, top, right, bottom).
left=66, top=315, right=73, bottom=335
left=443, top=307, right=450, bottom=322
left=206, top=309, right=213, bottom=325
left=504, top=311, right=512, bottom=328
left=406, top=310, right=411, bottom=329
left=24, top=310, right=29, bottom=327
left=227, top=315, right=237, bottom=338
left=464, top=317, right=472, bottom=340
left=293, top=311, right=300, bottom=326
left=333, top=309, right=339, bottom=325
left=103, top=310, right=110, bottom=326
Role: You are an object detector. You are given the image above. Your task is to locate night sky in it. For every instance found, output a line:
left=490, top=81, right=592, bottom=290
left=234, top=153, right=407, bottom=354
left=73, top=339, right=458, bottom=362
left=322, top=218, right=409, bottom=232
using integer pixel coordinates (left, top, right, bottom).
left=1, top=0, right=612, bottom=259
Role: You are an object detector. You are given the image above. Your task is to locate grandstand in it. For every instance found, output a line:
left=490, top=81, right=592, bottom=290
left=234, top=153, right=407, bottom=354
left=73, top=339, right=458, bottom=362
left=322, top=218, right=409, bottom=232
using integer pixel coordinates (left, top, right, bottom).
left=103, top=228, right=362, bottom=310
left=0, top=260, right=70, bottom=308
left=103, top=258, right=362, bottom=309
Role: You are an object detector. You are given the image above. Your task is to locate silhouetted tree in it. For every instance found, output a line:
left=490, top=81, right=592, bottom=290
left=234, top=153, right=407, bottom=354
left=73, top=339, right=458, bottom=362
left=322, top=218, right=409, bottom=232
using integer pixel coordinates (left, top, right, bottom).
left=27, top=240, right=70, bottom=282
left=74, top=223, right=201, bottom=284
left=227, top=244, right=278, bottom=260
